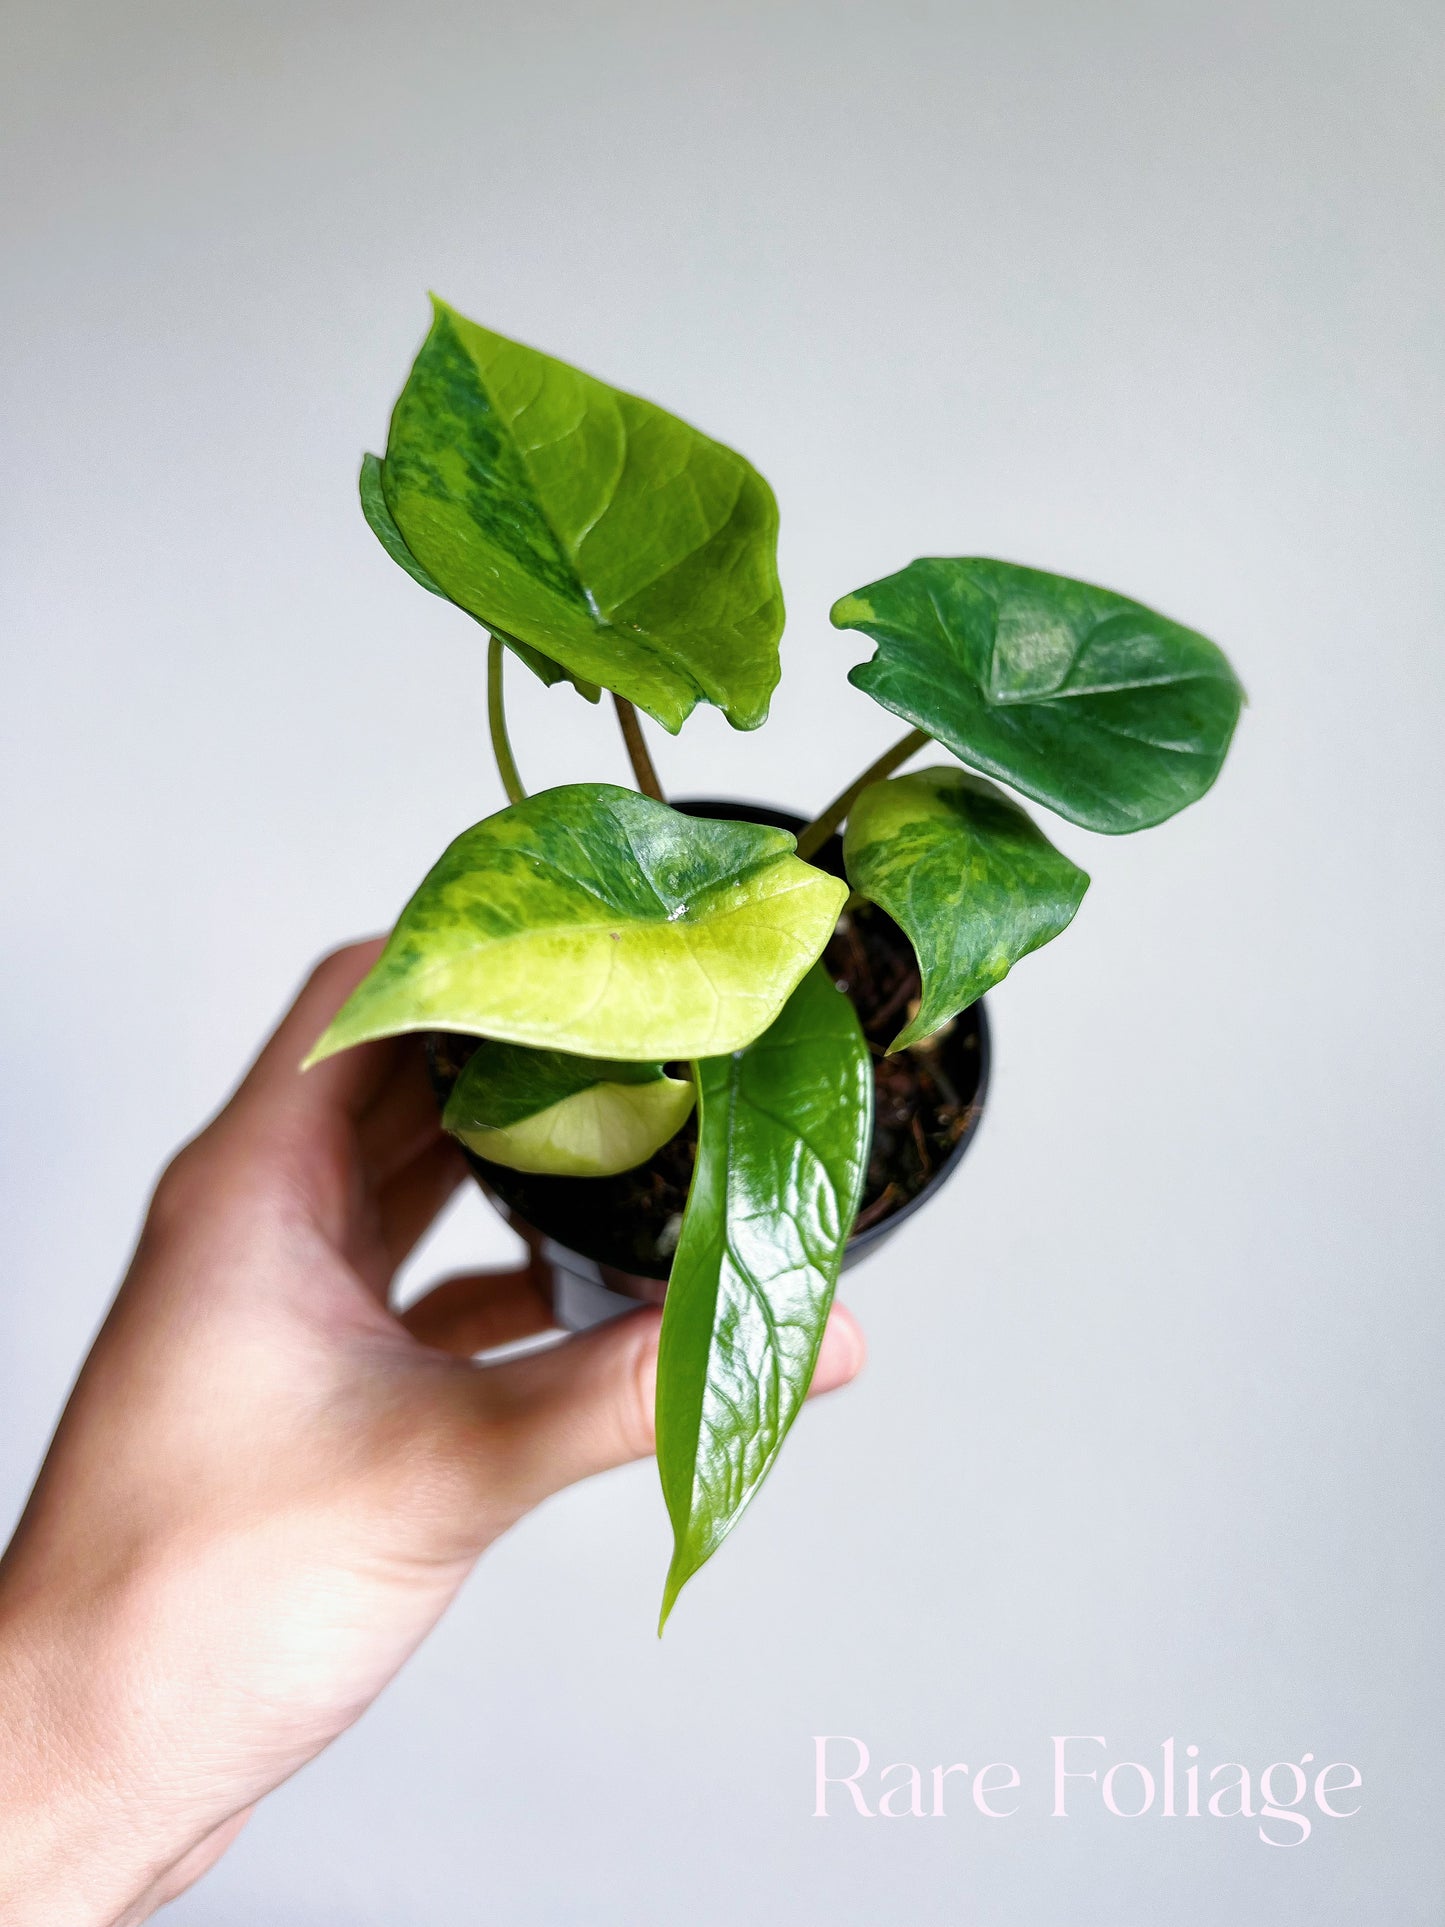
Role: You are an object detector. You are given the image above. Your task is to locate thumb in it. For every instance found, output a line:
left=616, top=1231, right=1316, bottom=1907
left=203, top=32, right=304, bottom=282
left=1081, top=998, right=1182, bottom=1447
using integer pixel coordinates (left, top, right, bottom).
left=475, top=1303, right=865, bottom=1507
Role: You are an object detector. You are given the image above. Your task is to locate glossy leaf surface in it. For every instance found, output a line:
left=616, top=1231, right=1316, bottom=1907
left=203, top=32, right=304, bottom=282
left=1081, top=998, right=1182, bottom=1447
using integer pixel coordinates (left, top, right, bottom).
left=833, top=558, right=1244, bottom=832
left=657, top=965, right=872, bottom=1624
left=305, top=786, right=847, bottom=1065
left=371, top=299, right=784, bottom=733
left=845, top=766, right=1089, bottom=1050
left=442, top=1039, right=693, bottom=1177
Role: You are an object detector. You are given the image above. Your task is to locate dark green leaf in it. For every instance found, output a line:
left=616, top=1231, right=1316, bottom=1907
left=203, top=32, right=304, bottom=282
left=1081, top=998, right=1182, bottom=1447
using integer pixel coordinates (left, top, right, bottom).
left=304, top=785, right=847, bottom=1066
left=656, top=965, right=872, bottom=1626
left=373, top=298, right=784, bottom=733
left=442, top=1039, right=693, bottom=1177
left=833, top=558, right=1244, bottom=833
left=844, top=766, right=1089, bottom=1050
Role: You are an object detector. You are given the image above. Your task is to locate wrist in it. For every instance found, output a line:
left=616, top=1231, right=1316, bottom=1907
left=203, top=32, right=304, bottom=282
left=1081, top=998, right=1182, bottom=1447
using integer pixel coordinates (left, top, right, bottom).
left=0, top=1582, right=193, bottom=1926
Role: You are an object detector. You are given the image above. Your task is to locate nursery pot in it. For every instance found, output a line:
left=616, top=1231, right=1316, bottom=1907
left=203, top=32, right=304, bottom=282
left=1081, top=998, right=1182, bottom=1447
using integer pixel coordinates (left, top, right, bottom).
left=425, top=800, right=991, bottom=1330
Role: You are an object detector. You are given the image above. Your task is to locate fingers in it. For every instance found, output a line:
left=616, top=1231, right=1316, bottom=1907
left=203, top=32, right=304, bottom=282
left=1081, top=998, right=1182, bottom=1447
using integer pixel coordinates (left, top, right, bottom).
left=233, top=940, right=393, bottom=1126
left=810, top=1302, right=868, bottom=1396
left=400, top=1266, right=555, bottom=1356
left=474, top=1304, right=663, bottom=1503
left=239, top=949, right=456, bottom=1198
left=356, top=1040, right=449, bottom=1187
left=474, top=1301, right=866, bottom=1507
left=367, top=1136, right=469, bottom=1284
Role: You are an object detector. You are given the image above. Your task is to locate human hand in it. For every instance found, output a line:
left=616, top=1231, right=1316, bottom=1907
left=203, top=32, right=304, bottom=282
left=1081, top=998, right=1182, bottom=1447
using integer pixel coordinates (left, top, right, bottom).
left=0, top=942, right=865, bottom=1924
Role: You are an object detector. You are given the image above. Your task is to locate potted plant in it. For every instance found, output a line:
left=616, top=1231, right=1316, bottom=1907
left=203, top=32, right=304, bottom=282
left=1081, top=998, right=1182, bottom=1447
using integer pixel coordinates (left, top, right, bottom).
left=306, top=299, right=1244, bottom=1624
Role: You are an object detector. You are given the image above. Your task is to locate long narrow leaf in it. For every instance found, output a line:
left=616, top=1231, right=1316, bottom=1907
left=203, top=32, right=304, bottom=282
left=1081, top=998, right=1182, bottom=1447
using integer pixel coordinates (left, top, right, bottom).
left=656, top=965, right=872, bottom=1626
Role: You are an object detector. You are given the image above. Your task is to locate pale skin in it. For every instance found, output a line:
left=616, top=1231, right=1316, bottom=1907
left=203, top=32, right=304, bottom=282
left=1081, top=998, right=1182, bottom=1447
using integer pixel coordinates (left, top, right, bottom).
left=0, top=941, right=864, bottom=1923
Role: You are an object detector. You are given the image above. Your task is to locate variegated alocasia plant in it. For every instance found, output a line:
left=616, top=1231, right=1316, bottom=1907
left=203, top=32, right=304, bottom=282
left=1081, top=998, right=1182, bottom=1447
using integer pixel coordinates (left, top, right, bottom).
left=308, top=298, right=1245, bottom=1625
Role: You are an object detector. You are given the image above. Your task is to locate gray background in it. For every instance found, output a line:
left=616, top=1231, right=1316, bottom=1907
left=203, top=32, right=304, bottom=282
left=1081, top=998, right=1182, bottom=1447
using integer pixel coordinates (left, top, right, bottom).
left=3, top=0, right=1442, bottom=1920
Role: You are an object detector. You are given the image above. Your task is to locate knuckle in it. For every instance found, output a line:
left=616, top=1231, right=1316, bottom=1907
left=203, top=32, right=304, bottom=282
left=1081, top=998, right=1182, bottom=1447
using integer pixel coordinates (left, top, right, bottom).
left=624, top=1320, right=660, bottom=1460
left=308, top=937, right=380, bottom=992
left=146, top=1138, right=210, bottom=1230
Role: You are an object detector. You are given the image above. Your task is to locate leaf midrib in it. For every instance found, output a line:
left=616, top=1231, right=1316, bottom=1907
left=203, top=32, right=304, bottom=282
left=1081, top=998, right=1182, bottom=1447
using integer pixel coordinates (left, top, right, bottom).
left=393, top=880, right=825, bottom=1034
left=466, top=330, right=750, bottom=690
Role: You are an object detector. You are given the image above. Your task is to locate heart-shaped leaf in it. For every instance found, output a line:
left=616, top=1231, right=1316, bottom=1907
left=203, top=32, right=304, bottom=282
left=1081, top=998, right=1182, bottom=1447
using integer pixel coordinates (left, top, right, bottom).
left=305, top=786, right=847, bottom=1066
left=656, top=964, right=872, bottom=1626
left=369, top=298, right=784, bottom=733
left=442, top=1039, right=694, bottom=1177
left=833, top=558, right=1244, bottom=833
left=844, top=766, right=1090, bottom=1050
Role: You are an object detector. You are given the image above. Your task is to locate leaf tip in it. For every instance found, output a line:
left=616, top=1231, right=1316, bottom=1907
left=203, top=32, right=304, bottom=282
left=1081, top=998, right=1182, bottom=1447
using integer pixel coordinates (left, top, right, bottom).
left=721, top=698, right=772, bottom=734
left=657, top=1559, right=689, bottom=1635
left=299, top=1030, right=340, bottom=1072
left=300, top=1000, right=376, bottom=1071
left=817, top=872, right=851, bottom=923
left=829, top=592, right=870, bottom=630
left=884, top=1011, right=937, bottom=1053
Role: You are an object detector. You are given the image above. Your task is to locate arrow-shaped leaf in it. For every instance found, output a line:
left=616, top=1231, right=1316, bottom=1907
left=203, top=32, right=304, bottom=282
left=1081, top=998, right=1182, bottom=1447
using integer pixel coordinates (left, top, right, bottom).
left=657, top=964, right=872, bottom=1626
left=844, top=766, right=1090, bottom=1050
left=370, top=299, right=784, bottom=733
left=305, top=786, right=847, bottom=1065
left=442, top=1039, right=694, bottom=1177
left=833, top=558, right=1244, bottom=833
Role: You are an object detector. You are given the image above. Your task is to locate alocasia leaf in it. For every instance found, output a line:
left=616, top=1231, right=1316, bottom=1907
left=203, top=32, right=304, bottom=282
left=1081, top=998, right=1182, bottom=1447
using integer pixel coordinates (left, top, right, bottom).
left=832, top=558, right=1244, bottom=833
left=844, top=766, right=1090, bottom=1050
left=656, top=965, right=872, bottom=1626
left=360, top=452, right=600, bottom=701
left=442, top=1039, right=694, bottom=1177
left=304, top=786, right=847, bottom=1065
left=368, top=298, right=784, bottom=733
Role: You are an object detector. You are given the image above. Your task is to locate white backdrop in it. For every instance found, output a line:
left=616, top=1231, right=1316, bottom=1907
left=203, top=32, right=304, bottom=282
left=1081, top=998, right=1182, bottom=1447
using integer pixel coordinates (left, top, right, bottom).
left=3, top=1, right=1442, bottom=1920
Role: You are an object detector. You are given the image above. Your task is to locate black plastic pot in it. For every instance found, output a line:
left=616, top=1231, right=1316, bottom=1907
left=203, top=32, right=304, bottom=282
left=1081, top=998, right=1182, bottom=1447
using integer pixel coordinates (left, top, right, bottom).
left=425, top=800, right=990, bottom=1321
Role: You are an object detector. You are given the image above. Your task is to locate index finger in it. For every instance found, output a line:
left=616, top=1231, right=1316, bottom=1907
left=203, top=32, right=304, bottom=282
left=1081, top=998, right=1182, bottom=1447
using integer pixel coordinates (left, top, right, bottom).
left=233, top=938, right=397, bottom=1124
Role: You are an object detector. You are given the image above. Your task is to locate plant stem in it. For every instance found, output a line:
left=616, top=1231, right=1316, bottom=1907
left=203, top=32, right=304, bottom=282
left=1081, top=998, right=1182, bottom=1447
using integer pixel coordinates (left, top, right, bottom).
left=794, top=727, right=930, bottom=860
left=487, top=635, right=527, bottom=804
left=613, top=694, right=666, bottom=802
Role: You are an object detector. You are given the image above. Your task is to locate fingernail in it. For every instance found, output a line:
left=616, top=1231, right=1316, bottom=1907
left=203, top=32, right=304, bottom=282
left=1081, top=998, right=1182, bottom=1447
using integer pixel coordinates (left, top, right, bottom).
left=813, top=1306, right=866, bottom=1391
